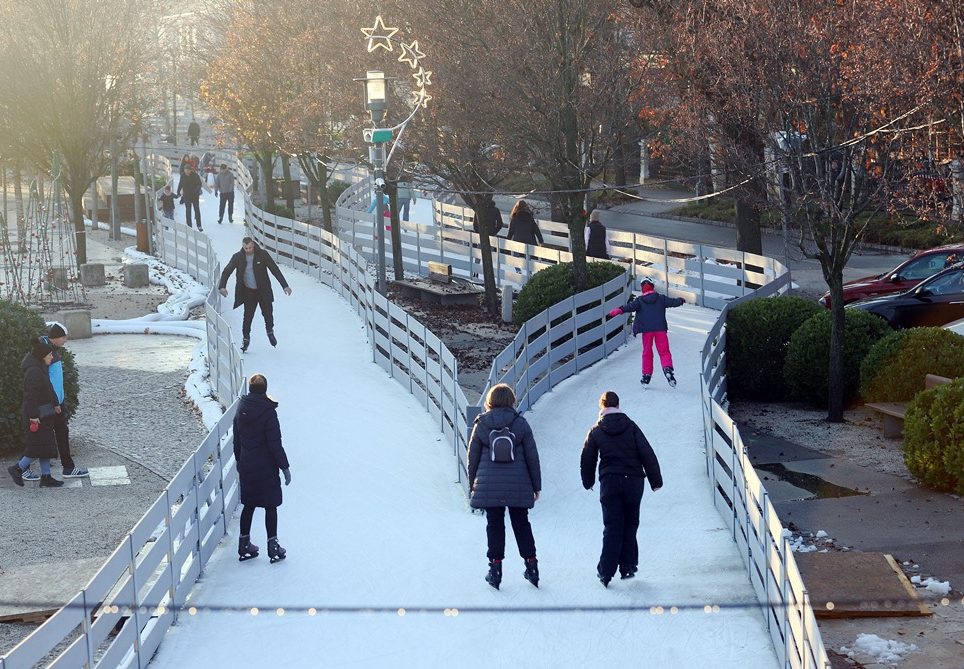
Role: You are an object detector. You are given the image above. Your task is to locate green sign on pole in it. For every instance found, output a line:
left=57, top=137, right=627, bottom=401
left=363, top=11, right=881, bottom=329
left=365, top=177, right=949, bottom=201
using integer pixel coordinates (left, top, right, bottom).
left=364, top=128, right=393, bottom=143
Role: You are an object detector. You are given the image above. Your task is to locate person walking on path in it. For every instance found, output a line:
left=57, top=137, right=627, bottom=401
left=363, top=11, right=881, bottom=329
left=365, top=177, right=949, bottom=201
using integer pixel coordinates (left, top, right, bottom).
left=215, top=164, right=235, bottom=224
left=580, top=391, right=662, bottom=587
left=44, top=323, right=88, bottom=478
left=187, top=118, right=201, bottom=146
left=177, top=164, right=204, bottom=231
left=608, top=278, right=685, bottom=388
left=234, top=373, right=291, bottom=564
left=218, top=237, right=292, bottom=352
left=157, top=185, right=176, bottom=220
left=396, top=181, right=416, bottom=221
left=473, top=198, right=504, bottom=237
left=584, top=209, right=610, bottom=259
left=467, top=383, right=542, bottom=590
left=7, top=338, right=64, bottom=488
left=507, top=199, right=544, bottom=246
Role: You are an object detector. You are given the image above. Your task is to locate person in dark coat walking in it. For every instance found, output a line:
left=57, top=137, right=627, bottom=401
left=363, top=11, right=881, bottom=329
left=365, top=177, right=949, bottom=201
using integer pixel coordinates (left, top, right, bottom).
left=581, top=391, right=662, bottom=586
left=187, top=119, right=201, bottom=146
left=233, top=374, right=291, bottom=563
left=608, top=278, right=685, bottom=387
left=45, top=323, right=87, bottom=478
left=218, top=237, right=292, bottom=352
left=506, top=200, right=543, bottom=246
left=7, top=338, right=64, bottom=488
left=467, top=383, right=542, bottom=589
left=584, top=210, right=610, bottom=259
left=473, top=199, right=503, bottom=237
left=177, top=164, right=204, bottom=231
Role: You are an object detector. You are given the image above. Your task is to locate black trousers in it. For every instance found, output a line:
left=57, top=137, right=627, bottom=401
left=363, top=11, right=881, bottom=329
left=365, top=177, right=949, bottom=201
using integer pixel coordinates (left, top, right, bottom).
left=241, top=286, right=274, bottom=339
left=189, top=135, right=199, bottom=146
left=485, top=506, right=536, bottom=560
left=597, top=475, right=645, bottom=579
left=218, top=192, right=234, bottom=222
left=240, top=505, right=278, bottom=538
left=184, top=197, right=202, bottom=228
left=53, top=412, right=74, bottom=471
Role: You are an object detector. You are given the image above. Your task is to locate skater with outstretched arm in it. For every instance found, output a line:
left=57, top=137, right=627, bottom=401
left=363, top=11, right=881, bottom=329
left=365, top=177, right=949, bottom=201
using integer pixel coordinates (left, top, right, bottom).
left=234, top=373, right=291, bottom=564
left=608, top=278, right=685, bottom=388
left=580, top=391, right=662, bottom=587
left=218, top=237, right=292, bottom=352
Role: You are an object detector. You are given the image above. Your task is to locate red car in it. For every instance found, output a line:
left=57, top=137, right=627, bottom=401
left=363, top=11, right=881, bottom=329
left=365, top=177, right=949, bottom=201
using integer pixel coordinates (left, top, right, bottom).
left=819, top=244, right=964, bottom=307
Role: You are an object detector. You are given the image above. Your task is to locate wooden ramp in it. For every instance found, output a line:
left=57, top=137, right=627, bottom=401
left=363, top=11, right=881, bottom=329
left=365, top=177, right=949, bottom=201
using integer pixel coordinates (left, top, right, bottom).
left=795, top=552, right=932, bottom=618
left=0, top=557, right=105, bottom=623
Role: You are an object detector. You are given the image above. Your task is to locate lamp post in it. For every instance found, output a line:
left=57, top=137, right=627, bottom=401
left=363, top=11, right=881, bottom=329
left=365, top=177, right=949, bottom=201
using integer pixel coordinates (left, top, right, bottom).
left=359, top=70, right=390, bottom=294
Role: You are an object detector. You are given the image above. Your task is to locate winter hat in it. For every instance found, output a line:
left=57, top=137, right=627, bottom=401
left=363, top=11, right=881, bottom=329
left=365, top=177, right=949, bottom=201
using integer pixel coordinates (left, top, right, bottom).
left=30, top=337, right=54, bottom=360
left=47, top=322, right=68, bottom=339
left=641, top=278, right=655, bottom=293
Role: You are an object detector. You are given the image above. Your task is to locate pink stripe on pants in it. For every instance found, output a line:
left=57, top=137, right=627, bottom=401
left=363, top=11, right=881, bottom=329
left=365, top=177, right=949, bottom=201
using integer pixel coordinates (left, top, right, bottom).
left=641, top=331, right=673, bottom=375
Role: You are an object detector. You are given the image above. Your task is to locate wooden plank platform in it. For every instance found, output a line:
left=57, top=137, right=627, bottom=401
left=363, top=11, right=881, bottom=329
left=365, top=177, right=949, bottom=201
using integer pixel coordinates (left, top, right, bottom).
left=795, top=552, right=931, bottom=619
left=0, top=557, right=105, bottom=623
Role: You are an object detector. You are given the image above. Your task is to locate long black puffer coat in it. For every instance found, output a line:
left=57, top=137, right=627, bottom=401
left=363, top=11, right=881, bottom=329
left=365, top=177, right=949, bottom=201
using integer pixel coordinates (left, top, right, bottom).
left=21, top=353, right=58, bottom=459
left=467, top=407, right=541, bottom=509
left=233, top=391, right=290, bottom=508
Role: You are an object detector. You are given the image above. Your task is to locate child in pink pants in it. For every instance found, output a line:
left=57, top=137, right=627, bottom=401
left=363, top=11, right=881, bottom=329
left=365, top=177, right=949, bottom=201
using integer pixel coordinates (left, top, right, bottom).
left=608, top=279, right=685, bottom=387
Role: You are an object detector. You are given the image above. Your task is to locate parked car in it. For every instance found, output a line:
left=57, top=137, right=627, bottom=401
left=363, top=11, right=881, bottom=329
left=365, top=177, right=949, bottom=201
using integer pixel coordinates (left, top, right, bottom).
left=847, top=263, right=964, bottom=329
left=819, top=244, right=964, bottom=307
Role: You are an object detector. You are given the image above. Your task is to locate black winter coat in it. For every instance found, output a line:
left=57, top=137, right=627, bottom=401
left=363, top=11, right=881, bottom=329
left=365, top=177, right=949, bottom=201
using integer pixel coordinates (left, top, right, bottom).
left=580, top=411, right=662, bottom=490
left=218, top=246, right=289, bottom=309
left=620, top=291, right=684, bottom=335
left=233, top=392, right=290, bottom=508
left=586, top=220, right=609, bottom=259
left=473, top=203, right=503, bottom=237
left=21, top=354, right=59, bottom=459
left=507, top=211, right=543, bottom=246
left=178, top=170, right=203, bottom=200
left=468, top=408, right=541, bottom=509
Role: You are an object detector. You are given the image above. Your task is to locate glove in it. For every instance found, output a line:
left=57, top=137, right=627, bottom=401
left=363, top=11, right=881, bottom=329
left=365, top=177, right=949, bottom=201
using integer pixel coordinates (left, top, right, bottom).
left=282, top=468, right=291, bottom=486
left=608, top=308, right=623, bottom=318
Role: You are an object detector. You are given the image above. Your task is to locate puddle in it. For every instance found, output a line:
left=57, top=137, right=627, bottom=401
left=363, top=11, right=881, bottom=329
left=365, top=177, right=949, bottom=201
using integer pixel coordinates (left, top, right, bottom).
left=755, top=463, right=867, bottom=499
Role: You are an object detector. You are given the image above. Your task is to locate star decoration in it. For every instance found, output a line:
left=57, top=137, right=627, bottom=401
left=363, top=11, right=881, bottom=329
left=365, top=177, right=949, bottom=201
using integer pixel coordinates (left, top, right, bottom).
left=411, top=88, right=432, bottom=109
left=412, top=67, right=433, bottom=88
left=361, top=16, right=398, bottom=53
left=397, top=40, right=425, bottom=69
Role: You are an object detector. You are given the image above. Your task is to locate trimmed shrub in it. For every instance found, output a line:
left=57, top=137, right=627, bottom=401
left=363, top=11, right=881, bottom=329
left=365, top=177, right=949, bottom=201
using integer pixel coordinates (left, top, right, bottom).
left=783, top=309, right=891, bottom=407
left=860, top=328, right=964, bottom=402
left=725, top=295, right=822, bottom=400
left=0, top=300, right=80, bottom=456
left=513, top=261, right=625, bottom=326
left=904, top=379, right=964, bottom=493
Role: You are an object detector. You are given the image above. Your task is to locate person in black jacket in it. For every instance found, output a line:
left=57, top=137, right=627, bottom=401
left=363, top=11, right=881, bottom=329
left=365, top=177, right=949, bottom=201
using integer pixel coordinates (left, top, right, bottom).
left=608, top=278, right=685, bottom=387
left=218, top=237, right=292, bottom=352
left=177, top=164, right=204, bottom=231
left=507, top=200, right=543, bottom=246
left=7, top=338, right=63, bottom=488
left=467, top=383, right=542, bottom=589
left=581, top=391, right=662, bottom=586
left=584, top=209, right=610, bottom=259
left=472, top=199, right=503, bottom=237
left=187, top=118, right=201, bottom=146
left=234, top=374, right=291, bottom=563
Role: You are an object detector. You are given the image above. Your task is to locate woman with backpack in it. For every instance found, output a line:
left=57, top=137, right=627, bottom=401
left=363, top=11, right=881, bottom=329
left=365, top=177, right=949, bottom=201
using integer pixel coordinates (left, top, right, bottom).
left=467, top=383, right=542, bottom=590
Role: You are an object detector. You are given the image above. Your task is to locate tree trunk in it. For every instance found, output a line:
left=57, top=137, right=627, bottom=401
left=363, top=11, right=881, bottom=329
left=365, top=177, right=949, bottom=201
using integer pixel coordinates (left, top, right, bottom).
left=827, top=276, right=846, bottom=422
left=69, top=188, right=87, bottom=265
left=734, top=197, right=763, bottom=255
left=281, top=153, right=295, bottom=212
left=296, top=153, right=333, bottom=233
left=14, top=164, right=24, bottom=253
left=256, top=151, right=275, bottom=210
left=469, top=198, right=499, bottom=315
left=110, top=132, right=120, bottom=240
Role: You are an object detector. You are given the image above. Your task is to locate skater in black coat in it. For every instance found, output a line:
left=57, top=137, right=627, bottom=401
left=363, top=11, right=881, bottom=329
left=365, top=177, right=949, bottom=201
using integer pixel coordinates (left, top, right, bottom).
left=218, top=237, right=292, bottom=352
left=506, top=200, right=543, bottom=246
left=177, top=164, right=204, bottom=230
left=7, top=338, right=63, bottom=488
left=467, top=383, right=542, bottom=589
left=580, top=391, right=662, bottom=586
left=233, top=374, right=291, bottom=563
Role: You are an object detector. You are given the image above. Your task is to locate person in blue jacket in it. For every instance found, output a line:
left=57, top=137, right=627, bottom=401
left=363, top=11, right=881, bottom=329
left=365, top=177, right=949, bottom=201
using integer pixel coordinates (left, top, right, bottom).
left=45, top=323, right=88, bottom=478
left=608, top=278, right=685, bottom=387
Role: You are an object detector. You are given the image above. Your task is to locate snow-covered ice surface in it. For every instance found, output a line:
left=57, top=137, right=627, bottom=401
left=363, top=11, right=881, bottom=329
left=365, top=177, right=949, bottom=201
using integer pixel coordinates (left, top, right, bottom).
left=148, top=185, right=778, bottom=667
left=840, top=633, right=919, bottom=665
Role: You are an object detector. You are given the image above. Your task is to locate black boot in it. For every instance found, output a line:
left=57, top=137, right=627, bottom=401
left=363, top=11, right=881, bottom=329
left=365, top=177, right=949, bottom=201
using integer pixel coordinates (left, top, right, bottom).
left=598, top=571, right=611, bottom=588
left=267, top=330, right=277, bottom=347
left=640, top=374, right=651, bottom=387
left=485, top=559, right=502, bottom=590
left=7, top=464, right=24, bottom=487
left=619, top=566, right=637, bottom=580
left=39, top=474, right=64, bottom=488
left=523, top=557, right=539, bottom=588
left=267, top=537, right=286, bottom=563
left=241, top=337, right=250, bottom=352
left=663, top=366, right=677, bottom=388
left=238, top=535, right=259, bottom=561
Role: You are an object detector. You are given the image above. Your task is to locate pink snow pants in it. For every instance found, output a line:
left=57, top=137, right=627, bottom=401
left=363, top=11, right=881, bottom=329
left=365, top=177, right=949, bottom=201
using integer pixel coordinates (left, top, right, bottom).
left=641, top=331, right=673, bottom=375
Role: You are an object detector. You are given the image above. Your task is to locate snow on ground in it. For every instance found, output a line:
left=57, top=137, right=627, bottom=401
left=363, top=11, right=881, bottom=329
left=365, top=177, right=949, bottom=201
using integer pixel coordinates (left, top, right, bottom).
left=147, top=184, right=777, bottom=667
left=840, top=633, right=919, bottom=665
left=910, top=575, right=952, bottom=596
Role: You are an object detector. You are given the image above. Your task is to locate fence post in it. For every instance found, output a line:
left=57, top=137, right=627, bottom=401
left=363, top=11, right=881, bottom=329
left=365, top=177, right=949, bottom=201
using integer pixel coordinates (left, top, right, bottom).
left=730, top=422, right=739, bottom=540
left=82, top=589, right=94, bottom=667
left=698, top=243, right=706, bottom=307
left=663, top=238, right=670, bottom=290
left=761, top=491, right=771, bottom=631
left=128, top=536, right=144, bottom=669
left=782, top=535, right=793, bottom=669
left=164, top=488, right=179, bottom=626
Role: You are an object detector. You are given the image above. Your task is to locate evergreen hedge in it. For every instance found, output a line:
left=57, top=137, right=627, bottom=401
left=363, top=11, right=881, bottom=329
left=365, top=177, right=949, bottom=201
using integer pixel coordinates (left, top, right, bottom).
left=904, top=379, right=964, bottom=494
left=783, top=309, right=891, bottom=407
left=860, top=328, right=964, bottom=402
left=513, top=261, right=625, bottom=326
left=725, top=295, right=822, bottom=400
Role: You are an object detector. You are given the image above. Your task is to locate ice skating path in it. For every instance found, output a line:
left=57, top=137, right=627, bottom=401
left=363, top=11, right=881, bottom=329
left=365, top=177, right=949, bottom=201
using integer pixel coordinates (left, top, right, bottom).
left=149, top=187, right=777, bottom=667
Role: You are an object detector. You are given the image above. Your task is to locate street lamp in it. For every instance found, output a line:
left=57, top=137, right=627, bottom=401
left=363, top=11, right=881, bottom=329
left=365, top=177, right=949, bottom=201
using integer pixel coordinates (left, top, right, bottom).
left=357, top=69, right=392, bottom=294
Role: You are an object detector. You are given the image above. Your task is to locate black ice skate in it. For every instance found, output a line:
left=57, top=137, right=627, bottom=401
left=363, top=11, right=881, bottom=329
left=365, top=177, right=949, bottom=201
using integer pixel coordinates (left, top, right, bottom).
left=267, top=537, right=286, bottom=564
left=598, top=570, right=611, bottom=588
left=238, top=535, right=259, bottom=562
left=267, top=330, right=277, bottom=347
left=240, top=337, right=250, bottom=353
left=485, top=559, right=502, bottom=590
left=620, top=566, right=637, bottom=580
left=640, top=374, right=651, bottom=388
left=523, top=557, right=539, bottom=588
left=663, top=366, right=677, bottom=388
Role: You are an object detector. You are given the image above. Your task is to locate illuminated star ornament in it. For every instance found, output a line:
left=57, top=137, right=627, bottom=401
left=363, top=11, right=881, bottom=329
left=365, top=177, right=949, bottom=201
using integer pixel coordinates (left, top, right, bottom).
left=411, top=88, right=432, bottom=109
left=412, top=67, right=432, bottom=88
left=361, top=15, right=398, bottom=53
left=397, top=40, right=425, bottom=69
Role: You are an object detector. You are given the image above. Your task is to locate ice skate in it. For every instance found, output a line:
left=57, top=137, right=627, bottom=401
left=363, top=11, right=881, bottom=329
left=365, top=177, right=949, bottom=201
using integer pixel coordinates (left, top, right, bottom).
left=523, top=557, right=539, bottom=588
left=238, top=535, right=259, bottom=561
left=267, top=330, right=277, bottom=347
left=485, top=559, right=502, bottom=590
left=640, top=374, right=651, bottom=388
left=267, top=537, right=286, bottom=564
left=240, top=337, right=250, bottom=353
left=663, top=366, right=677, bottom=388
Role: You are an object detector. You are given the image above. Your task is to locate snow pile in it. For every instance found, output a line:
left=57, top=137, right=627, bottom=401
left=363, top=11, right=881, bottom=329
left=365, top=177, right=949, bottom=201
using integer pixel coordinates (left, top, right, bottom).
left=781, top=528, right=839, bottom=553
left=840, top=634, right=918, bottom=665
left=910, top=575, right=952, bottom=596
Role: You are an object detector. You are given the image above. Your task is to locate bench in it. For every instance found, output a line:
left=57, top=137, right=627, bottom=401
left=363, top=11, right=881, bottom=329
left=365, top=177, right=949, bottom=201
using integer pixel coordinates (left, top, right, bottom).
left=866, top=374, right=952, bottom=438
